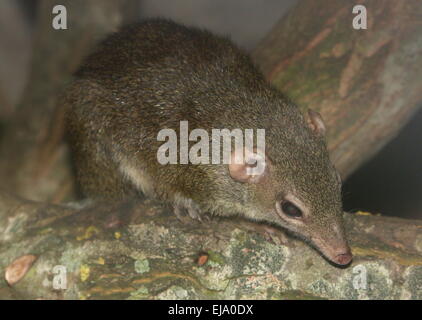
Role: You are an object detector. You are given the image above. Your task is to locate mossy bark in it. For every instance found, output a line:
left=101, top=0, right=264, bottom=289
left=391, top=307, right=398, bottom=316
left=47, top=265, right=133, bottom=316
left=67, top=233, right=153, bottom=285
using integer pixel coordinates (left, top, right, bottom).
left=0, top=193, right=421, bottom=300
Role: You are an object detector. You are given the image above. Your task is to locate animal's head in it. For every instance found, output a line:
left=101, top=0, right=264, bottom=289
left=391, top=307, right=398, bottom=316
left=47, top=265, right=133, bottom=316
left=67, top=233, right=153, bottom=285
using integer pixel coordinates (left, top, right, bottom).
left=228, top=109, right=352, bottom=266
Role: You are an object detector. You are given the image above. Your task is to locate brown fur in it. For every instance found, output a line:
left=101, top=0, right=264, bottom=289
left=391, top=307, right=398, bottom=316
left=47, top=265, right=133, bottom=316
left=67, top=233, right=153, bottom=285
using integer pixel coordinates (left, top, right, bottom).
left=64, top=19, right=351, bottom=265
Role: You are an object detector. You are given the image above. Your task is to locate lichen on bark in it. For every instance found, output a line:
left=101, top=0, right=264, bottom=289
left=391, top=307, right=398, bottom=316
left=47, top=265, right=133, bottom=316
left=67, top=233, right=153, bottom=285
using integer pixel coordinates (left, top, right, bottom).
left=0, top=194, right=421, bottom=300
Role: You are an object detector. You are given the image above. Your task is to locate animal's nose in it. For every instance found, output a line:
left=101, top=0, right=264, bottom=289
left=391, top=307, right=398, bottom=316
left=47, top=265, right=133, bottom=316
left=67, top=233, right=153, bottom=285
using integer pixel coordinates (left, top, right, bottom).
left=333, top=251, right=353, bottom=265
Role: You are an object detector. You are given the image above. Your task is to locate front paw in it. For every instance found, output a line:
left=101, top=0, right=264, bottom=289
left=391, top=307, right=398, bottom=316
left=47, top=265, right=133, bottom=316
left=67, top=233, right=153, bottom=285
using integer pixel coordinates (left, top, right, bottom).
left=172, top=200, right=209, bottom=224
left=261, top=225, right=289, bottom=245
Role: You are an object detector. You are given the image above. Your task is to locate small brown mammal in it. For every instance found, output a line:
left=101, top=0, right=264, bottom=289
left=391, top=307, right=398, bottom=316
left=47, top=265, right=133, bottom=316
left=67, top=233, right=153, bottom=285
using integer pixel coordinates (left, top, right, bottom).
left=64, top=19, right=352, bottom=266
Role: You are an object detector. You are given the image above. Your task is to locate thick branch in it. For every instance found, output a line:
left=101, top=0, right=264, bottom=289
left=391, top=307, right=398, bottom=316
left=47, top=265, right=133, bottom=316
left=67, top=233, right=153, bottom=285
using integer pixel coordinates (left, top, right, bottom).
left=0, top=193, right=420, bottom=299
left=253, top=0, right=422, bottom=178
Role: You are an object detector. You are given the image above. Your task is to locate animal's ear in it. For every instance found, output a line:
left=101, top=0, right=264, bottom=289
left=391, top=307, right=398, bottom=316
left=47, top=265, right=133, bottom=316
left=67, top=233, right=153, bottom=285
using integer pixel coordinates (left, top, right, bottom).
left=306, top=109, right=326, bottom=136
left=229, top=148, right=270, bottom=183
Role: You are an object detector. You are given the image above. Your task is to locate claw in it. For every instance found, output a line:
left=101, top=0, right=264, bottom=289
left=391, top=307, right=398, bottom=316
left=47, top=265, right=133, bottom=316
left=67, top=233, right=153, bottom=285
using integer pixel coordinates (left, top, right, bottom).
left=247, top=223, right=288, bottom=245
left=187, top=207, right=202, bottom=221
left=172, top=202, right=210, bottom=224
left=262, top=225, right=289, bottom=245
left=173, top=206, right=186, bottom=223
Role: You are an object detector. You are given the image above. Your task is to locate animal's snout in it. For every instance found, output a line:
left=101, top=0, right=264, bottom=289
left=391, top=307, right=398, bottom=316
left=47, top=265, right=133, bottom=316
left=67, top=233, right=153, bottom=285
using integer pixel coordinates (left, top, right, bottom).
left=333, top=250, right=353, bottom=265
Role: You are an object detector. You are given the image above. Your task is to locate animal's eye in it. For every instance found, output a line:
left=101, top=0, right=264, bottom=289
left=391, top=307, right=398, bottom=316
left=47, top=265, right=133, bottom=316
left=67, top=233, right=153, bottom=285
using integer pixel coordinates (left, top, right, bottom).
left=281, top=201, right=302, bottom=218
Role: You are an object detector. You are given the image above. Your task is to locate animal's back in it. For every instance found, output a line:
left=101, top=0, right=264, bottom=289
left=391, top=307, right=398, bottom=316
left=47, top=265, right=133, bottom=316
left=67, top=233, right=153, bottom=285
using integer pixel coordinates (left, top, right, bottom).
left=77, top=19, right=263, bottom=94
left=64, top=19, right=273, bottom=199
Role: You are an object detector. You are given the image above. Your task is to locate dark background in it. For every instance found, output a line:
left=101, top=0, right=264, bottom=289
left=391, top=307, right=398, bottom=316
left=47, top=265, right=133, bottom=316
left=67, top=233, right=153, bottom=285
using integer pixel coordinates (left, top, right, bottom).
left=1, top=0, right=421, bottom=219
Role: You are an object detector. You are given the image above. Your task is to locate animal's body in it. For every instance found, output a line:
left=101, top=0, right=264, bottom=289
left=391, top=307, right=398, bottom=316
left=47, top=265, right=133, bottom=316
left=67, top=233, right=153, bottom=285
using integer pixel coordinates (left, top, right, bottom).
left=64, top=19, right=352, bottom=265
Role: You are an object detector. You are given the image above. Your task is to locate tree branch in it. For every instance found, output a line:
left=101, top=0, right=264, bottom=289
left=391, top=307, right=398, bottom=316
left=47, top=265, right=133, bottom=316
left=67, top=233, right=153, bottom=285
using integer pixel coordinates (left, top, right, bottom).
left=253, top=0, right=422, bottom=178
left=0, top=193, right=421, bottom=299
